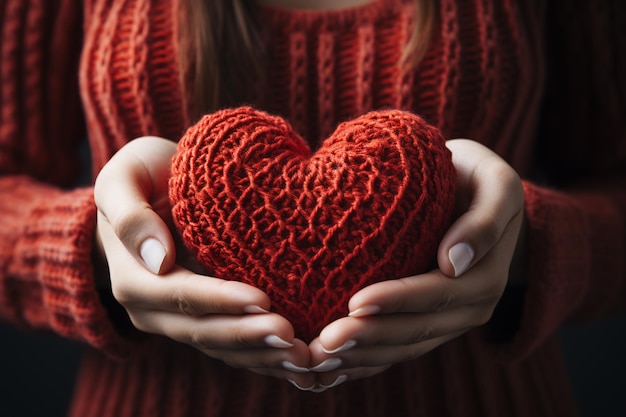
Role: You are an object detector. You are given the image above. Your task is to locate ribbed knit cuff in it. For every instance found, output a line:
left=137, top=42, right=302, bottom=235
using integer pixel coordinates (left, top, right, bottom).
left=0, top=178, right=136, bottom=358
left=482, top=181, right=591, bottom=361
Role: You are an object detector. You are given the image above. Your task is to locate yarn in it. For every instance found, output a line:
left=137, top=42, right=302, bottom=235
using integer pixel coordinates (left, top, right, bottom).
left=169, top=107, right=456, bottom=341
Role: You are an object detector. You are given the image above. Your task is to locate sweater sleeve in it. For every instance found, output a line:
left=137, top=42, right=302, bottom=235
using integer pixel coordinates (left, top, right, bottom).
left=488, top=180, right=626, bottom=360
left=0, top=0, right=135, bottom=358
left=485, top=0, right=626, bottom=361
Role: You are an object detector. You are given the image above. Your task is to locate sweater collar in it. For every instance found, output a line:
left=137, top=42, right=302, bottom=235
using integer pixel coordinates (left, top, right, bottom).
left=257, top=0, right=410, bottom=31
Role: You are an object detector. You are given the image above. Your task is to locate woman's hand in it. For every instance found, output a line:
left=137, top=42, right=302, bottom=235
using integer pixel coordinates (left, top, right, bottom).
left=94, top=136, right=315, bottom=388
left=306, top=139, right=525, bottom=391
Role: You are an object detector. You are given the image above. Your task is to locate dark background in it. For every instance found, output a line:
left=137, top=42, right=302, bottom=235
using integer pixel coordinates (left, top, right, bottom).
left=0, top=315, right=625, bottom=417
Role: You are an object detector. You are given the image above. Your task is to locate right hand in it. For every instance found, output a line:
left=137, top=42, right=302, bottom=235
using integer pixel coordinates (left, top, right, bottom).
left=94, top=136, right=314, bottom=388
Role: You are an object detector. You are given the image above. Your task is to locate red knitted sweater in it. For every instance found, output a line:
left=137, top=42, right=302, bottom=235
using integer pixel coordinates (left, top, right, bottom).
left=1, top=0, right=625, bottom=416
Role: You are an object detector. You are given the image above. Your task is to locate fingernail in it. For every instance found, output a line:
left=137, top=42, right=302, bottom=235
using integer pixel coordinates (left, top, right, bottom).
left=310, top=358, right=342, bottom=372
left=282, top=361, right=310, bottom=373
left=265, top=335, right=294, bottom=349
left=288, top=379, right=316, bottom=391
left=319, top=374, right=348, bottom=389
left=348, top=305, right=380, bottom=317
left=244, top=305, right=270, bottom=314
left=140, top=238, right=166, bottom=274
left=449, top=242, right=474, bottom=277
left=321, top=340, right=356, bottom=354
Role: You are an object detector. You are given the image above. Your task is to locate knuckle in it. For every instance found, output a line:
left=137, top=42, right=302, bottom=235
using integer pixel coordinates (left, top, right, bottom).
left=486, top=159, right=519, bottom=187
left=186, top=324, right=235, bottom=352
left=170, top=288, right=203, bottom=317
left=398, top=347, right=420, bottom=363
left=432, top=290, right=457, bottom=312
left=221, top=357, right=245, bottom=369
left=110, top=282, right=136, bottom=306
left=127, top=313, right=150, bottom=333
left=229, top=325, right=258, bottom=348
left=189, top=328, right=214, bottom=350
left=197, top=324, right=257, bottom=351
left=409, top=325, right=435, bottom=343
left=476, top=216, right=503, bottom=248
left=112, top=206, right=151, bottom=246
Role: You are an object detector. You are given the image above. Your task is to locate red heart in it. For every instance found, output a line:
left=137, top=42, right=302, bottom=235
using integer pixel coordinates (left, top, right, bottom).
left=169, top=107, right=456, bottom=341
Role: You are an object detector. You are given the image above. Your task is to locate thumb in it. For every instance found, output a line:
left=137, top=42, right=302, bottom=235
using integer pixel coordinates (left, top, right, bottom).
left=94, top=136, right=178, bottom=274
left=438, top=139, right=524, bottom=278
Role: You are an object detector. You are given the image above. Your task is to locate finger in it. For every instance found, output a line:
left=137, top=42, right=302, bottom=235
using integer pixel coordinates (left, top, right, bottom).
left=94, top=136, right=178, bottom=274
left=347, top=269, right=493, bottom=316
left=129, top=309, right=296, bottom=351
left=100, top=212, right=273, bottom=315
left=249, top=363, right=318, bottom=392
left=254, top=369, right=318, bottom=392
left=438, top=139, right=524, bottom=277
left=317, top=307, right=490, bottom=353
left=117, top=265, right=273, bottom=316
left=312, top=331, right=464, bottom=370
left=209, top=338, right=311, bottom=371
left=348, top=237, right=514, bottom=319
left=316, top=365, right=391, bottom=388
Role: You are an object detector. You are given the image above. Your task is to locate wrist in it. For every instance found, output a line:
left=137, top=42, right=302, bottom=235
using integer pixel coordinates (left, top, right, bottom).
left=507, top=213, right=528, bottom=287
left=485, top=213, right=528, bottom=342
left=92, top=224, right=112, bottom=291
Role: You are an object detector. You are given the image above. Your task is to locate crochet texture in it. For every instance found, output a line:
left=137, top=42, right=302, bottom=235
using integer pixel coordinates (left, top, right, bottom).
left=169, top=107, right=456, bottom=341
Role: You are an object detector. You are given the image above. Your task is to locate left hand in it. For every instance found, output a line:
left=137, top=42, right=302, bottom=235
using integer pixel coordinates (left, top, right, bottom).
left=302, top=139, right=525, bottom=391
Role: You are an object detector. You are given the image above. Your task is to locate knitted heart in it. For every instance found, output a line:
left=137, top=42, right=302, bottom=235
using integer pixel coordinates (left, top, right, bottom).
left=169, top=107, right=456, bottom=341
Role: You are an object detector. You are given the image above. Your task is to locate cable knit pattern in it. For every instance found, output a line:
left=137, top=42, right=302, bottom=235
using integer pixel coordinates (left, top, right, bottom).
left=261, top=0, right=416, bottom=146
left=170, top=107, right=456, bottom=340
left=80, top=0, right=185, bottom=176
left=0, top=0, right=84, bottom=183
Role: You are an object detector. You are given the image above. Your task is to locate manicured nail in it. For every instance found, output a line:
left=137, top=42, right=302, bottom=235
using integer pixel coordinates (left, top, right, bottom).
left=243, top=305, right=270, bottom=314
left=282, top=361, right=310, bottom=373
left=449, top=242, right=474, bottom=277
left=265, top=335, right=294, bottom=349
left=288, top=379, right=316, bottom=391
left=319, top=374, right=348, bottom=389
left=348, top=305, right=380, bottom=317
left=310, top=358, right=342, bottom=372
left=140, top=238, right=166, bottom=274
left=321, top=340, right=356, bottom=354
